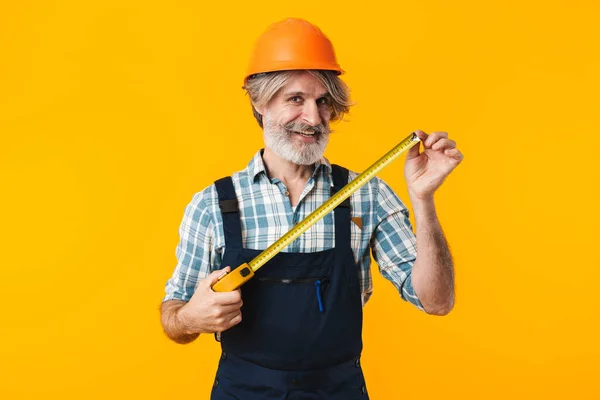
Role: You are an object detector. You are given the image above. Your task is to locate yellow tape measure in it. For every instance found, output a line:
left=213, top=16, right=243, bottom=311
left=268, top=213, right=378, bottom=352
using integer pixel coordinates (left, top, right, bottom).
left=212, top=132, right=421, bottom=292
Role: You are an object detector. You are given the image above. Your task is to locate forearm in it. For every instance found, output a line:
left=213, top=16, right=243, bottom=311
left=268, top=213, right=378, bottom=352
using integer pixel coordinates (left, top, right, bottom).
left=409, top=195, right=455, bottom=315
left=160, top=300, right=200, bottom=344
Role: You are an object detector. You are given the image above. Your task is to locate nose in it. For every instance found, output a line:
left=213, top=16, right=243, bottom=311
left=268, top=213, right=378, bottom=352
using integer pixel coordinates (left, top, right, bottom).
left=301, top=100, right=322, bottom=127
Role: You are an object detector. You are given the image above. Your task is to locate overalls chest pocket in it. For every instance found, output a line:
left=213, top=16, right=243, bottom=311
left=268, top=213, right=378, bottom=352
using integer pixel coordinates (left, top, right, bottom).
left=258, top=276, right=330, bottom=313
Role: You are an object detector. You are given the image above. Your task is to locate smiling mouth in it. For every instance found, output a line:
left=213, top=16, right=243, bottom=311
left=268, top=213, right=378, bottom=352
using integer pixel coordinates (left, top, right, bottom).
left=288, top=129, right=317, bottom=138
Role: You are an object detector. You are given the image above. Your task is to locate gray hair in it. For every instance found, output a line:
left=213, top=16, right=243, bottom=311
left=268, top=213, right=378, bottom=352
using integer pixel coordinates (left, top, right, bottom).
left=242, top=70, right=353, bottom=128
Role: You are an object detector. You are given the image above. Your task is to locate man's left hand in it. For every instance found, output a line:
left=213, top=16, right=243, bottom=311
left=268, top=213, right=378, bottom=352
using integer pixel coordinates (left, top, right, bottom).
left=404, top=130, right=464, bottom=200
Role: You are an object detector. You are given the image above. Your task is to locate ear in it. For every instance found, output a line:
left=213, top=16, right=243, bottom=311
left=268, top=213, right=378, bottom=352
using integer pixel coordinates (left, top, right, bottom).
left=254, top=104, right=266, bottom=116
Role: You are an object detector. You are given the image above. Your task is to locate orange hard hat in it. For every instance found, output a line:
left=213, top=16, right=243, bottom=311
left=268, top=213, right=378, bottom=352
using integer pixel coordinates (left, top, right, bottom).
left=245, top=18, right=344, bottom=82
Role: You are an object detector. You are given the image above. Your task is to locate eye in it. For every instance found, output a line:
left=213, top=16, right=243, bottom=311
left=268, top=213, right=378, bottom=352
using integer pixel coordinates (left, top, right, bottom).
left=288, top=96, right=303, bottom=103
left=316, top=97, right=330, bottom=106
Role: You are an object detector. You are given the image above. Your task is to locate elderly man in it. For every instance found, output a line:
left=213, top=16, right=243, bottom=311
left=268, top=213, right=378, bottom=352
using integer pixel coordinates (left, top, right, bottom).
left=160, top=18, right=463, bottom=400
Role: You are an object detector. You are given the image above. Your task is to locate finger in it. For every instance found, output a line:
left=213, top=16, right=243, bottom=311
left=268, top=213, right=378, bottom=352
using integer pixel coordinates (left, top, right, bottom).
left=413, top=129, right=428, bottom=143
left=213, top=289, right=243, bottom=305
left=406, top=136, right=421, bottom=160
left=215, top=310, right=243, bottom=332
left=225, top=312, right=243, bottom=329
left=407, top=130, right=427, bottom=160
left=218, top=300, right=244, bottom=314
left=432, top=138, right=456, bottom=151
left=444, top=148, right=464, bottom=161
left=424, top=131, right=448, bottom=147
left=203, top=266, right=231, bottom=288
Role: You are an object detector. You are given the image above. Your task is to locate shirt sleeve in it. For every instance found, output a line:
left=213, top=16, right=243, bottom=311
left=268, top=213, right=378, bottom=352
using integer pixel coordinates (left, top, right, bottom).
left=371, top=178, right=425, bottom=311
left=163, top=191, right=215, bottom=302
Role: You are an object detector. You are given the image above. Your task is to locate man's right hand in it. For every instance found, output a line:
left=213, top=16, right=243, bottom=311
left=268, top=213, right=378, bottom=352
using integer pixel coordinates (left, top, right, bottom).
left=177, top=266, right=244, bottom=334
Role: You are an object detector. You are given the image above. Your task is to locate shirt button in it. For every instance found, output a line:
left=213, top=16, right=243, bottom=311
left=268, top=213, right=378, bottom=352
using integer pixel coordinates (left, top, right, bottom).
left=214, top=378, right=219, bottom=388
left=361, top=385, right=367, bottom=394
left=284, top=190, right=290, bottom=196
left=355, top=358, right=360, bottom=368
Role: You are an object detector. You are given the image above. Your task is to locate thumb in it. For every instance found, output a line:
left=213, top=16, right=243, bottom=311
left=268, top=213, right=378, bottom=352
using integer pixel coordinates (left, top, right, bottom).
left=204, top=266, right=231, bottom=288
left=406, top=135, right=421, bottom=161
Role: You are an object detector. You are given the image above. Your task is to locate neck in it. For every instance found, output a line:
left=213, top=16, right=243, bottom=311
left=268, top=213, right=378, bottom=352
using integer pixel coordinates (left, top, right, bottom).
left=262, top=147, right=314, bottom=186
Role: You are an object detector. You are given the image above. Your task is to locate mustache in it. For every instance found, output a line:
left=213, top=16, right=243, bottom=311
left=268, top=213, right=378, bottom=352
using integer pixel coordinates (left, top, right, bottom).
left=283, top=121, right=330, bottom=136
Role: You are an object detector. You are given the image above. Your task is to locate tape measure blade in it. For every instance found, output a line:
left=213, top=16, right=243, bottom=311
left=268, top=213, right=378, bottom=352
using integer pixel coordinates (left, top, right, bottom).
left=248, top=132, right=420, bottom=272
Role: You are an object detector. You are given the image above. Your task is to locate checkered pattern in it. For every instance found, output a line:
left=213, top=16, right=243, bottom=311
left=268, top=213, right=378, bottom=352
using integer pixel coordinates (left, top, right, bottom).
left=163, top=150, right=423, bottom=310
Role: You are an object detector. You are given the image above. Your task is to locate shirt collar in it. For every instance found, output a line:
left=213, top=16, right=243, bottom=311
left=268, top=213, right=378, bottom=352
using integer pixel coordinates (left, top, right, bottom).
left=248, top=149, right=333, bottom=182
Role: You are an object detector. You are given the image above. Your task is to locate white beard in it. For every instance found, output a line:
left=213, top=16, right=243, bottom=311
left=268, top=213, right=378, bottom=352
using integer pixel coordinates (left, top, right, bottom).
left=263, top=118, right=330, bottom=165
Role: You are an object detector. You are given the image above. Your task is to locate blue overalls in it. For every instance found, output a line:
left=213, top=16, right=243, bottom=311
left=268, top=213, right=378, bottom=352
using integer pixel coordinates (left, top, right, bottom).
left=211, top=165, right=369, bottom=400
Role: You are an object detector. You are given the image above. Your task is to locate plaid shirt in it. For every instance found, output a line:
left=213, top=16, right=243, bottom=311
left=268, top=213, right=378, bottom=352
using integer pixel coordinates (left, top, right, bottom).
left=163, top=150, right=424, bottom=310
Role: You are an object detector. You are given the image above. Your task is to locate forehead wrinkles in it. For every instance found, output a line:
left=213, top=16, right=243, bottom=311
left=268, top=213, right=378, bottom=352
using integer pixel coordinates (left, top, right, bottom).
left=279, top=73, right=328, bottom=98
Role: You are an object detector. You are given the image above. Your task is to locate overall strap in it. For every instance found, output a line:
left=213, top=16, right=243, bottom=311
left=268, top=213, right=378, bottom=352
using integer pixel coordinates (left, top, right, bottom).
left=214, top=176, right=243, bottom=250
left=331, top=164, right=352, bottom=250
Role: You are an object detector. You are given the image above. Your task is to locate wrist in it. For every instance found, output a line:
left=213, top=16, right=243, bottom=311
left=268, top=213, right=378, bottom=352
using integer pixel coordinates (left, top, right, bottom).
left=408, top=190, right=435, bottom=205
left=409, top=192, right=437, bottom=221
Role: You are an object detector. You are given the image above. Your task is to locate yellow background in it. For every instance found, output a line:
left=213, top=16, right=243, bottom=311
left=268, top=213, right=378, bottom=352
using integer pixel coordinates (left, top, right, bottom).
left=1, top=0, right=599, bottom=398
